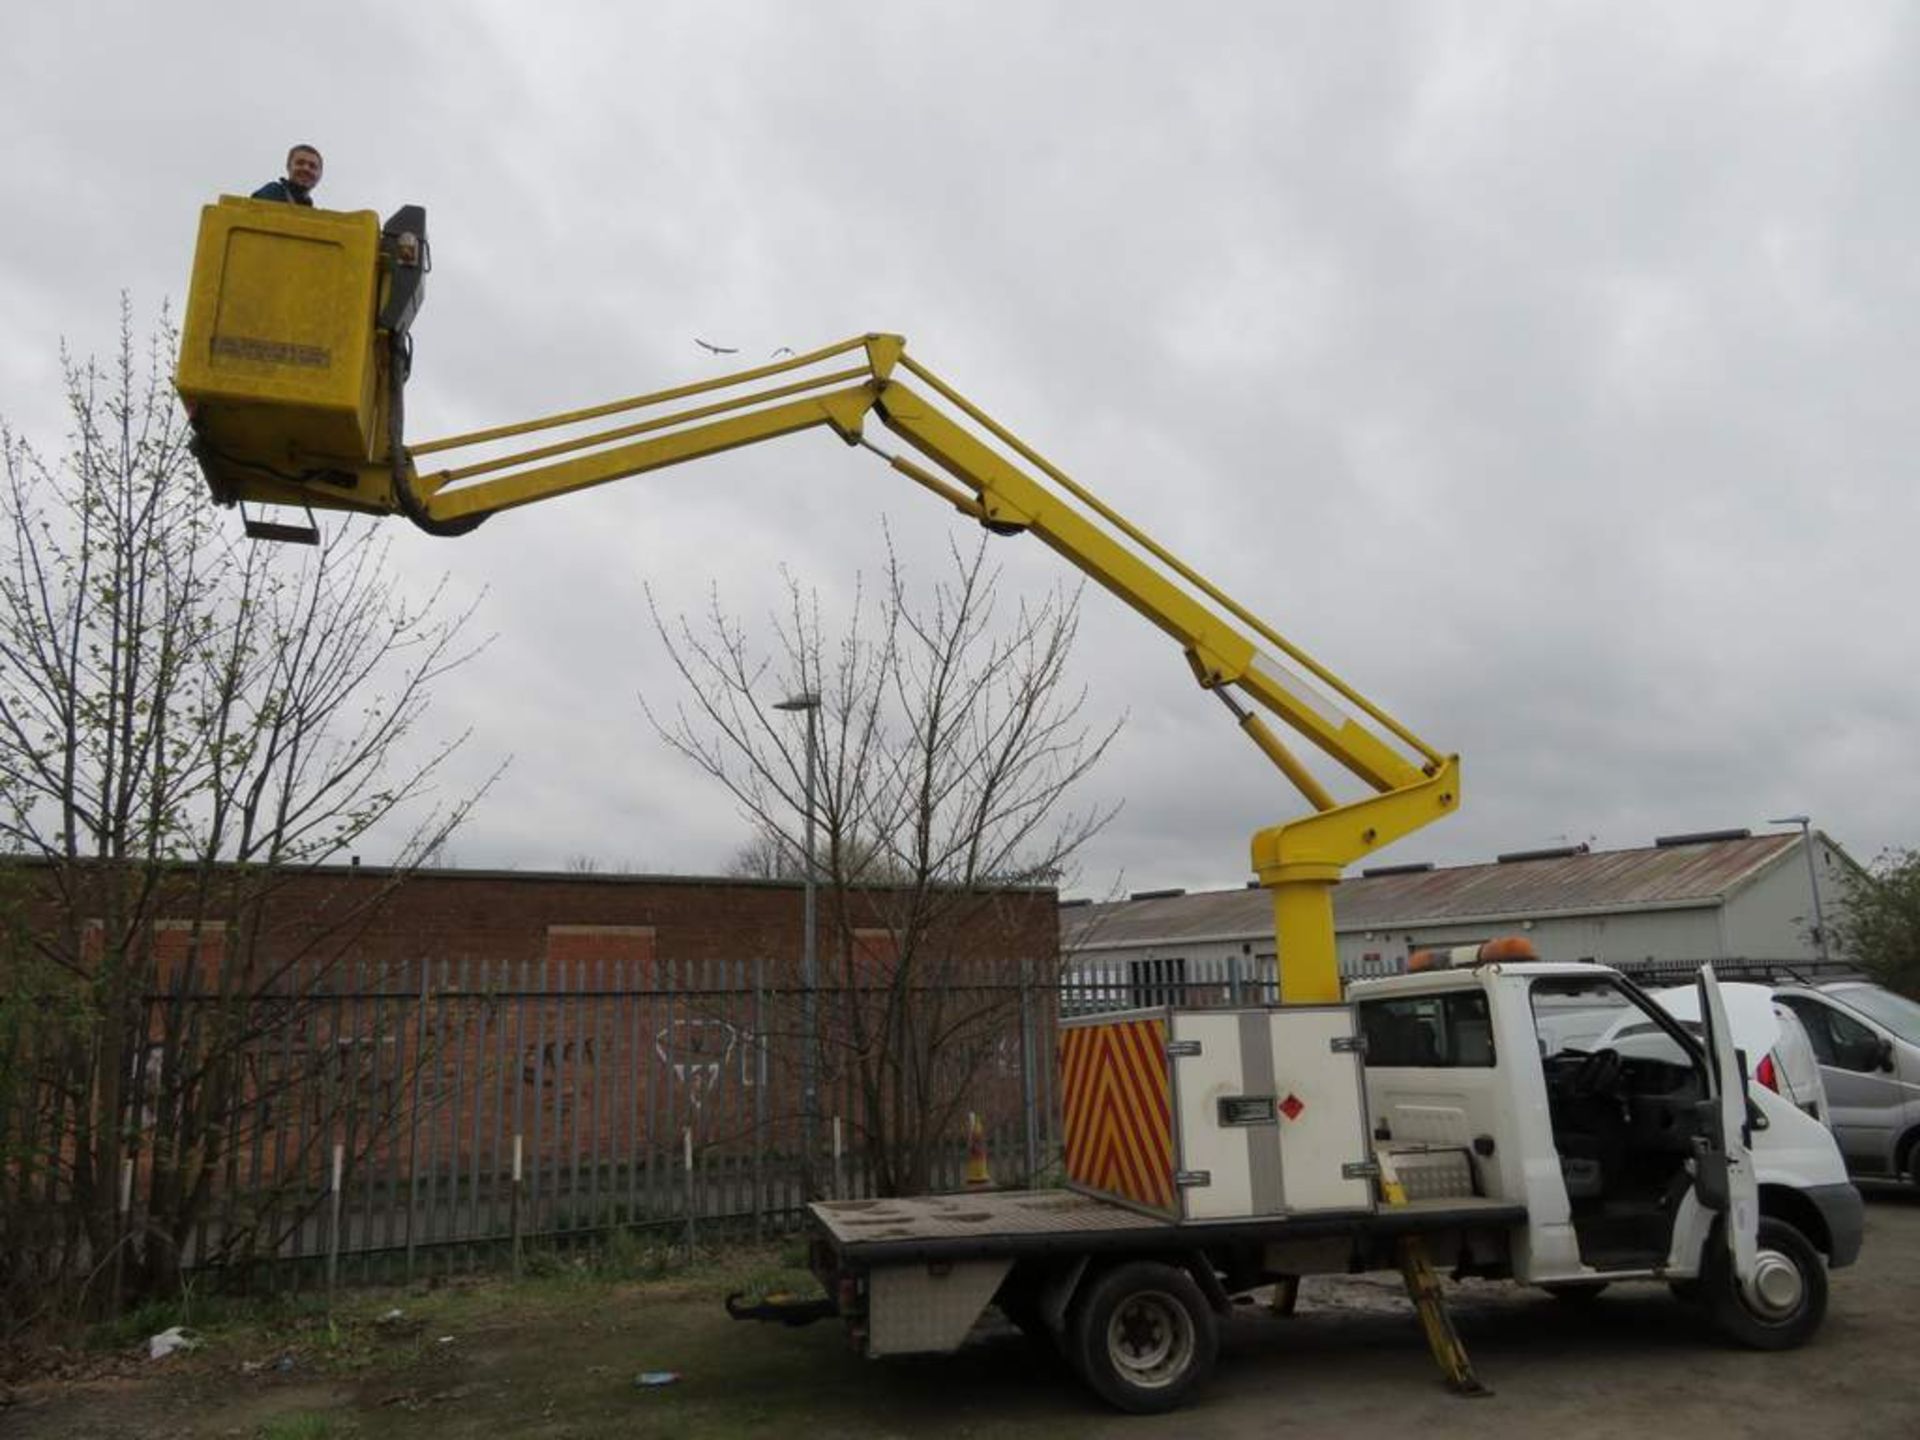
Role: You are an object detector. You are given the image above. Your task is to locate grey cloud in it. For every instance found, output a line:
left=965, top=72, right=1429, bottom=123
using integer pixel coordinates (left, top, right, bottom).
left=4, top=1, right=1915, bottom=895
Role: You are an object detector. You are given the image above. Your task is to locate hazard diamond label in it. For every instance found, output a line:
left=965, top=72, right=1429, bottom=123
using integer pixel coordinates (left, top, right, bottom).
left=1279, top=1093, right=1305, bottom=1121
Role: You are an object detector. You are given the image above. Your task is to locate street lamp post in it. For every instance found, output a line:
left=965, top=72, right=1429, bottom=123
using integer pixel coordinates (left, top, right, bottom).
left=1768, top=814, right=1831, bottom=966
left=775, top=693, right=821, bottom=1183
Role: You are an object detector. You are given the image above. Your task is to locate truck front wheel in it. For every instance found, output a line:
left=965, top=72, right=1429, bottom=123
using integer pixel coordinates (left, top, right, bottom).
left=1705, top=1216, right=1827, bottom=1351
left=1067, top=1261, right=1217, bottom=1414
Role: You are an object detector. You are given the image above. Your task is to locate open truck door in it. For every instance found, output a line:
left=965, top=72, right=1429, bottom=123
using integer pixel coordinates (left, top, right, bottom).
left=1695, top=964, right=1760, bottom=1292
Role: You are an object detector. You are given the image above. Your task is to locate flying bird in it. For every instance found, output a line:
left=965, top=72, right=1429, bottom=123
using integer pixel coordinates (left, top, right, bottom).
left=770, top=346, right=795, bottom=359
left=694, top=338, right=739, bottom=355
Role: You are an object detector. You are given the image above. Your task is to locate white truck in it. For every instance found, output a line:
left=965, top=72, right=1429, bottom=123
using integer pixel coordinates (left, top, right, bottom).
left=170, top=207, right=1860, bottom=1411
left=745, top=958, right=1861, bottom=1412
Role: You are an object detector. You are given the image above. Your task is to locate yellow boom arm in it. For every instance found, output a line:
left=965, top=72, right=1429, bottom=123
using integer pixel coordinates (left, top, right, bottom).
left=174, top=197, right=1459, bottom=1003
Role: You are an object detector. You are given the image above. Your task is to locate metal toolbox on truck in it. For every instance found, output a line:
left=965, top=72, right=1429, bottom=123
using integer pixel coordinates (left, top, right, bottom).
left=1059, top=1005, right=1375, bottom=1221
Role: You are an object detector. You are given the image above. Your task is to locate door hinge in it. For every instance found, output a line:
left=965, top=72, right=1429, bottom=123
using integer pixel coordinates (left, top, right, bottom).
left=1166, top=1040, right=1203, bottom=1058
left=1174, top=1169, right=1212, bottom=1188
left=1330, top=1035, right=1367, bottom=1055
left=1342, top=1160, right=1381, bottom=1181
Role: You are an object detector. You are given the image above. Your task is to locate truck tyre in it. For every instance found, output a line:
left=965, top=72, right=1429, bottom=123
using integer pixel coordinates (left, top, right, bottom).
left=1066, top=1261, right=1217, bottom=1414
left=1704, top=1216, right=1826, bottom=1351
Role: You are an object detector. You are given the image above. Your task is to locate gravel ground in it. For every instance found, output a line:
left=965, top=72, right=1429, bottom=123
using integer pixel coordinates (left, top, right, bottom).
left=8, top=1183, right=1917, bottom=1439
left=1186, top=1183, right=1920, bottom=1440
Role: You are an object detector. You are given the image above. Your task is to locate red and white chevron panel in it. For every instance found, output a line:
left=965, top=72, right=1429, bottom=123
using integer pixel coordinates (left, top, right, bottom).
left=1060, top=1017, right=1176, bottom=1216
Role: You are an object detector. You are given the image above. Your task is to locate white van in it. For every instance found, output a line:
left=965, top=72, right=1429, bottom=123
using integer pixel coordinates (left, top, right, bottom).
left=1774, top=981, right=1920, bottom=1188
left=1596, top=982, right=1830, bottom=1123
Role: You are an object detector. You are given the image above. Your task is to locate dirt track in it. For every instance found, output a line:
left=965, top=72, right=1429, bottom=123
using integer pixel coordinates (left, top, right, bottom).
left=10, top=1184, right=1919, bottom=1439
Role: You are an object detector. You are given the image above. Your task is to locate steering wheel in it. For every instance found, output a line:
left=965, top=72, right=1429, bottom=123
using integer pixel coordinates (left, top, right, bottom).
left=1570, top=1046, right=1622, bottom=1098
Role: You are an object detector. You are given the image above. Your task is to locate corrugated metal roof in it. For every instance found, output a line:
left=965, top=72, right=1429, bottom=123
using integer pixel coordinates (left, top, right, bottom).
left=1063, top=833, right=1802, bottom=951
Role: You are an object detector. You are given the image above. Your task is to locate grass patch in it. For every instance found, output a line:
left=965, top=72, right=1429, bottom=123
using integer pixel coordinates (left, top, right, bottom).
left=588, top=1226, right=679, bottom=1281
left=83, top=1297, right=196, bottom=1354
left=83, top=1287, right=331, bottom=1354
left=258, top=1414, right=342, bottom=1440
left=505, top=1232, right=816, bottom=1301
left=19, top=1235, right=1097, bottom=1440
left=64, top=1235, right=822, bottom=1392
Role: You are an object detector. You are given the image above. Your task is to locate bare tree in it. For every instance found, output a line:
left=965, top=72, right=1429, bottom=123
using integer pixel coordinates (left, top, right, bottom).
left=723, top=825, right=807, bottom=881
left=723, top=819, right=902, bottom=883
left=0, top=301, right=493, bottom=1322
left=646, top=530, right=1118, bottom=1194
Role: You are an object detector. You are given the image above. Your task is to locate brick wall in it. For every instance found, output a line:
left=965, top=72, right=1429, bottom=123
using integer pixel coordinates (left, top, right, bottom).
left=229, top=866, right=1057, bottom=984
left=5, top=862, right=1057, bottom=988
left=8, top=862, right=1059, bottom=1202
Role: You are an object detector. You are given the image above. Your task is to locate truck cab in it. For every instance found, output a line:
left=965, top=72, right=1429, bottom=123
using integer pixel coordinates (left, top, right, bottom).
left=1352, top=960, right=1862, bottom=1344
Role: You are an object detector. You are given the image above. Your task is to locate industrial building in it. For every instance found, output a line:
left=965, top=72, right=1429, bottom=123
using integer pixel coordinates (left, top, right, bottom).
left=1059, top=828, right=1857, bottom=1002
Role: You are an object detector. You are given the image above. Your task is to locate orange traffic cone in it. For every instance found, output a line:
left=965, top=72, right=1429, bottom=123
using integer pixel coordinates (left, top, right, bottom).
left=964, top=1111, right=992, bottom=1189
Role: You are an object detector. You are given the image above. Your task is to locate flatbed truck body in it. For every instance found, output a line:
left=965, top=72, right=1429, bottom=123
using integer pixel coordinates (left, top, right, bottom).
left=748, top=961, right=1862, bottom=1413
left=806, top=1186, right=1525, bottom=1358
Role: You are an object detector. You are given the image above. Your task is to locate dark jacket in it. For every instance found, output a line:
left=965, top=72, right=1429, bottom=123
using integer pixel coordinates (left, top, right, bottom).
left=250, top=179, right=313, bottom=206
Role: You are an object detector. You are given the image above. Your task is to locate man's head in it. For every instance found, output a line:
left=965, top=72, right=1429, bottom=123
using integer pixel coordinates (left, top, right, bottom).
left=286, top=144, right=323, bottom=193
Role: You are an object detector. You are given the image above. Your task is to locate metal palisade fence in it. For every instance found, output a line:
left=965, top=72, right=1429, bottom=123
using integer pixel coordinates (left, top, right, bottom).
left=2, top=952, right=1076, bottom=1292
left=1, top=947, right=1855, bottom=1297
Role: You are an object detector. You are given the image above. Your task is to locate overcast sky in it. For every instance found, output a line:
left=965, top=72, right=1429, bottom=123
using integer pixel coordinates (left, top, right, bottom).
left=3, top=2, right=1915, bottom=898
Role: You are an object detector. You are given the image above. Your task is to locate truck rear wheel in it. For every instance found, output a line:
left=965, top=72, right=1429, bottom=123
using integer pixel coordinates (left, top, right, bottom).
left=1067, top=1261, right=1217, bottom=1414
left=1705, top=1216, right=1826, bottom=1350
